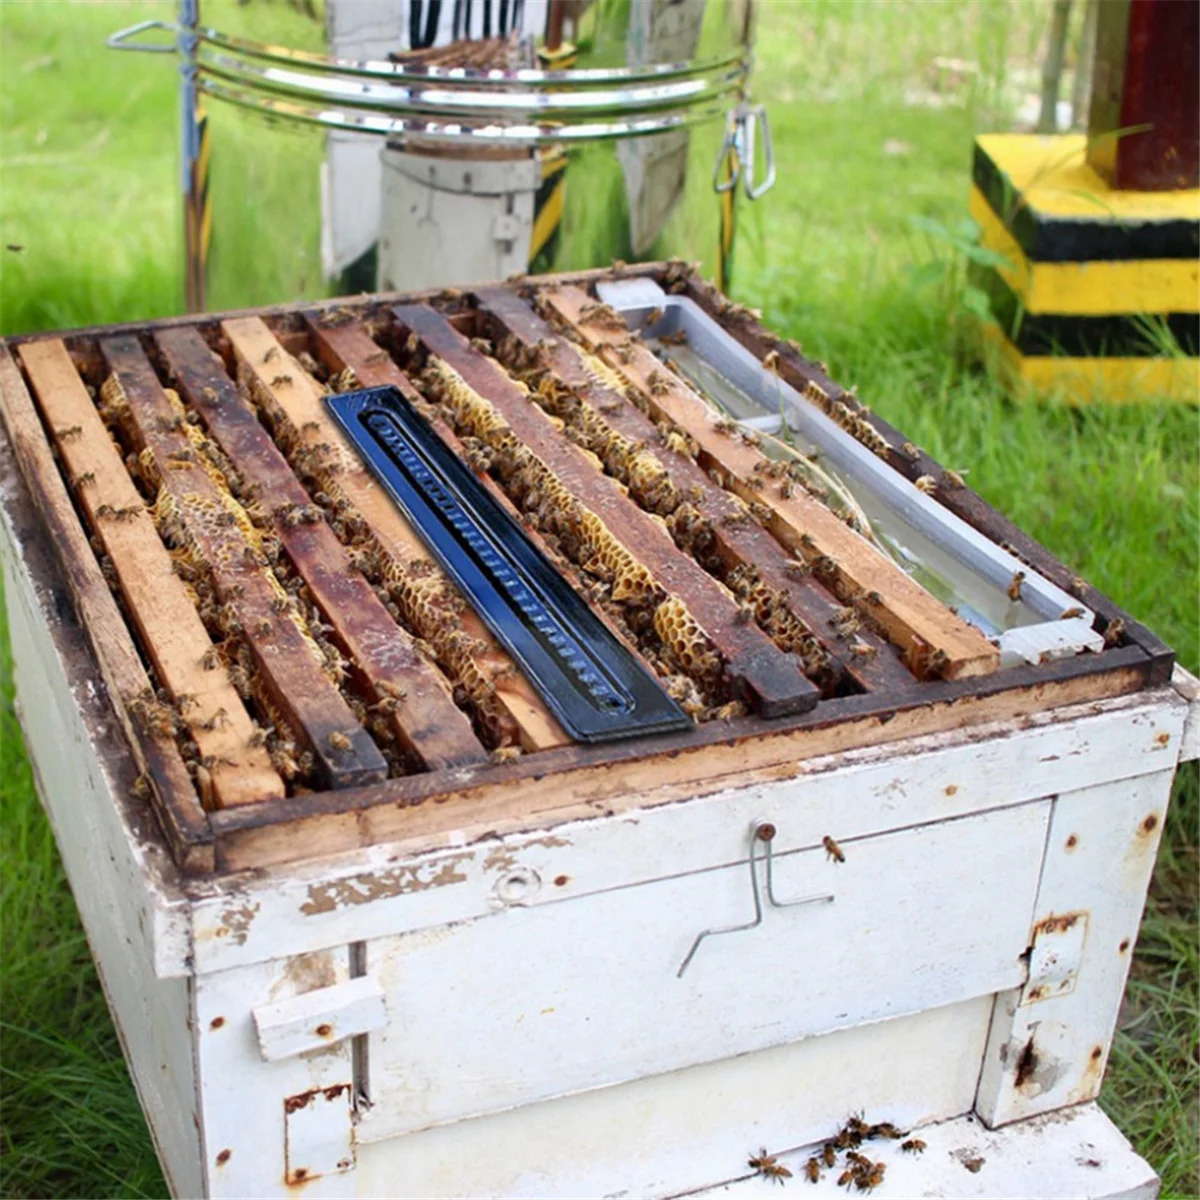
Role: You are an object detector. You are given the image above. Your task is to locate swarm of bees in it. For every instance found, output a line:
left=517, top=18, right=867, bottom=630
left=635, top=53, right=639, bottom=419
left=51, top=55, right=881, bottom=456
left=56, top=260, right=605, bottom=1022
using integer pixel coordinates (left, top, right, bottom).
left=793, top=1114, right=911, bottom=1191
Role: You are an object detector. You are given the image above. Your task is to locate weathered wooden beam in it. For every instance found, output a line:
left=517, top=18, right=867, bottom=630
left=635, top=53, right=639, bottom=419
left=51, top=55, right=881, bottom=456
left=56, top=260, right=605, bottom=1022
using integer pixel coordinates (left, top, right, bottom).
left=155, top=326, right=488, bottom=773
left=392, top=303, right=820, bottom=718
left=99, top=335, right=387, bottom=790
left=18, top=340, right=285, bottom=808
left=0, top=345, right=215, bottom=871
left=221, top=315, right=568, bottom=752
left=541, top=286, right=1000, bottom=682
left=473, top=286, right=914, bottom=696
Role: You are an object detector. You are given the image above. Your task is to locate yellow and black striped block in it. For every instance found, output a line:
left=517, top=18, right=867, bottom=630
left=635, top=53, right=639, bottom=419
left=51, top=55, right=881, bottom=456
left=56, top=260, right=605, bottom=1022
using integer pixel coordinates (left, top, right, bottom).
left=970, top=133, right=1198, bottom=403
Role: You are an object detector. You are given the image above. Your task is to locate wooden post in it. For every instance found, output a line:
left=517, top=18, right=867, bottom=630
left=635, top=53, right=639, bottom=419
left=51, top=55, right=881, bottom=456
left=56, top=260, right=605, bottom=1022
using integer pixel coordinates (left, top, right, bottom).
left=1087, top=0, right=1200, bottom=190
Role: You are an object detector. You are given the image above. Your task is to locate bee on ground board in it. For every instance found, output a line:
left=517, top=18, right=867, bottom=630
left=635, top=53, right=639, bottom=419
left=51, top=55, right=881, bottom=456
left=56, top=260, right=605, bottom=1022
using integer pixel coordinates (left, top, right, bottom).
left=748, top=1149, right=792, bottom=1185
left=821, top=1144, right=837, bottom=1169
left=855, top=1164, right=886, bottom=1192
left=1060, top=606, right=1085, bottom=619
left=901, top=1139, right=926, bottom=1154
left=823, top=835, right=845, bottom=863
left=1007, top=570, right=1026, bottom=602
left=837, top=1170, right=854, bottom=1188
left=804, top=1157, right=821, bottom=1183
left=869, top=1122, right=903, bottom=1140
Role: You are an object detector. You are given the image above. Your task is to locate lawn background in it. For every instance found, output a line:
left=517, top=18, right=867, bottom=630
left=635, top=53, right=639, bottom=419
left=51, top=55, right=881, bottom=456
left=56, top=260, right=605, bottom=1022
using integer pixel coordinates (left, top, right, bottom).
left=1, top=1, right=1197, bottom=1197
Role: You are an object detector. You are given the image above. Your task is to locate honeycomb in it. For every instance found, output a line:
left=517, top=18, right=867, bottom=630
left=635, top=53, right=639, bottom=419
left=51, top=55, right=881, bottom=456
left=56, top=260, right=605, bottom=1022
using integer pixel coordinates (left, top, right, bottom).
left=419, top=355, right=731, bottom=702
left=489, top=336, right=835, bottom=690
left=237, top=361, right=519, bottom=746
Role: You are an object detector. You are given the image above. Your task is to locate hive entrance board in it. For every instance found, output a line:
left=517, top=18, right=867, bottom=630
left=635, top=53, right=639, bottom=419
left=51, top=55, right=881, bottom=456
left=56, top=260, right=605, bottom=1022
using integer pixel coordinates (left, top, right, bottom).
left=0, top=263, right=1174, bottom=875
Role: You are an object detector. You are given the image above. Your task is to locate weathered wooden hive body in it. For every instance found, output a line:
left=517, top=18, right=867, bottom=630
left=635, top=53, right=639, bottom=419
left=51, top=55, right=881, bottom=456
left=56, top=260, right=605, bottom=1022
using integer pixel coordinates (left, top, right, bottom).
left=2, top=264, right=1196, bottom=1199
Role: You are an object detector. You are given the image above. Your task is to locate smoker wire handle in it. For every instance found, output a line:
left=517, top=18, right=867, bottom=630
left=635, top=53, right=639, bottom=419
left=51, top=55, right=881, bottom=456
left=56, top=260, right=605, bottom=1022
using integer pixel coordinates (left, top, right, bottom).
left=106, top=19, right=179, bottom=53
left=742, top=105, right=777, bottom=200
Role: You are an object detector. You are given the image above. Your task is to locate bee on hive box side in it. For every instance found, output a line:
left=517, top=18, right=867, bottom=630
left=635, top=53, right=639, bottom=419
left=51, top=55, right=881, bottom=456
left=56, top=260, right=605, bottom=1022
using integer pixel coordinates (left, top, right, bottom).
left=914, top=474, right=937, bottom=495
left=762, top=350, right=781, bottom=374
left=1007, top=570, right=1026, bottom=602
left=901, top=1139, right=926, bottom=1155
left=1060, top=606, right=1085, bottom=620
left=489, top=746, right=523, bottom=765
left=1103, top=617, right=1126, bottom=648
left=714, top=417, right=738, bottom=435
left=823, top=835, right=845, bottom=863
left=327, top=731, right=353, bottom=752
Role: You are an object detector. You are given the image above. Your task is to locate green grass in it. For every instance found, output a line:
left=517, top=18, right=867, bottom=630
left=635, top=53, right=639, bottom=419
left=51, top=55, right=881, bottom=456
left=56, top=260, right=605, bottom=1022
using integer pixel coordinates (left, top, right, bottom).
left=2, top=1, right=1197, bottom=1197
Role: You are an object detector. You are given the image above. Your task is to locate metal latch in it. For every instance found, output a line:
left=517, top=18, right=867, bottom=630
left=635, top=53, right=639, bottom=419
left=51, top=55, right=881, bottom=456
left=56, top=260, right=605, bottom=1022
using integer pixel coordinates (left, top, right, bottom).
left=1021, top=911, right=1088, bottom=1005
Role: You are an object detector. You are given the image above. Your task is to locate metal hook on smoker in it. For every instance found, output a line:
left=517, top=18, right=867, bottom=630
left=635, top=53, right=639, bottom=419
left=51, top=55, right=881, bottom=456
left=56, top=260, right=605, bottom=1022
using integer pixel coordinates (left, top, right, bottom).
left=676, top=820, right=833, bottom=977
left=106, top=20, right=179, bottom=53
left=712, top=105, right=776, bottom=201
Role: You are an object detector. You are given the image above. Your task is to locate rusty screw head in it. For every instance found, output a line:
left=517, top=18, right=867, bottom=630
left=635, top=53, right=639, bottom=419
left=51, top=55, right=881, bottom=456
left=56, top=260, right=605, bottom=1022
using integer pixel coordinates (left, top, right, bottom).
left=754, top=821, right=777, bottom=842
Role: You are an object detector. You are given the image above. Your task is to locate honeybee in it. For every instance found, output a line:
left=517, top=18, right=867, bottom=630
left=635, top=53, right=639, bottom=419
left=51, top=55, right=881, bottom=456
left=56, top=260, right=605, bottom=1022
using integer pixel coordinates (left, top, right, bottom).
left=849, top=641, right=878, bottom=660
left=837, top=1170, right=854, bottom=1188
left=197, top=707, right=229, bottom=731
left=869, top=1123, right=903, bottom=1140
left=1060, top=606, right=1085, bottom=620
left=900, top=441, right=920, bottom=459
left=804, top=1157, right=821, bottom=1183
left=1007, top=570, right=1026, bottom=602
left=489, top=746, right=523, bottom=765
left=1103, top=617, right=1126, bottom=648
left=821, top=1144, right=837, bottom=1169
left=57, top=424, right=84, bottom=441
left=200, top=646, right=222, bottom=671
left=762, top=350, right=781, bottom=374
left=71, top=471, right=97, bottom=489
left=941, top=468, right=966, bottom=488
left=327, top=731, right=353, bottom=752
left=855, top=1165, right=885, bottom=1192
left=901, top=1139, right=926, bottom=1154
left=779, top=479, right=795, bottom=498
left=914, top=474, right=937, bottom=495
left=823, top=835, right=845, bottom=863
left=263, top=345, right=280, bottom=363
left=748, top=1150, right=792, bottom=1185
left=734, top=603, right=756, bottom=625
left=783, top=560, right=811, bottom=579
left=713, top=417, right=739, bottom=435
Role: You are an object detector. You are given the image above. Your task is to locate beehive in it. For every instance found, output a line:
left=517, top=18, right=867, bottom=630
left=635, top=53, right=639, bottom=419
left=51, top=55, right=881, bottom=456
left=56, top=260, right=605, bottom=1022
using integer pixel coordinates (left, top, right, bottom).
left=2, top=263, right=1195, bottom=1199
